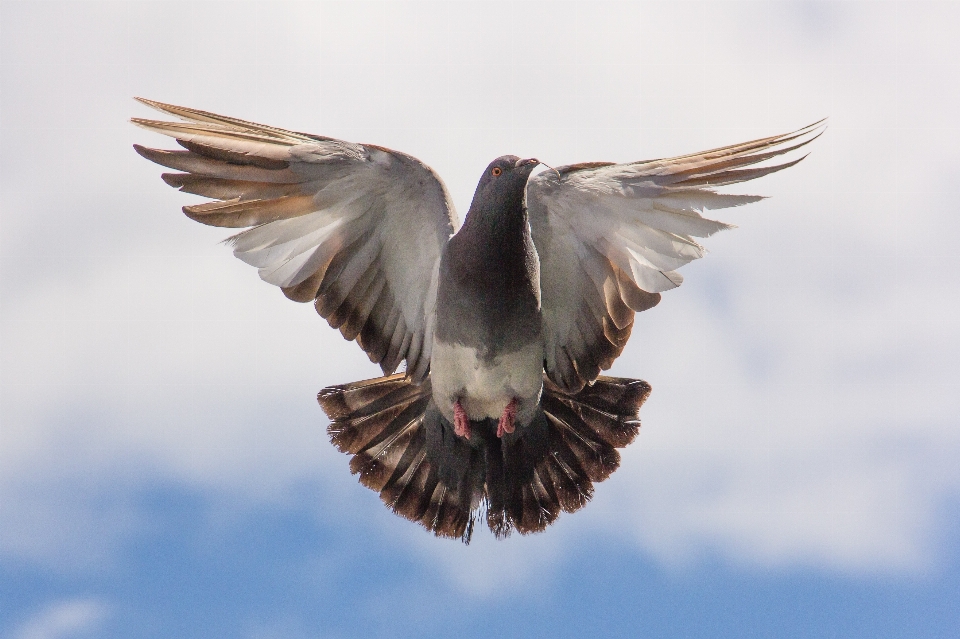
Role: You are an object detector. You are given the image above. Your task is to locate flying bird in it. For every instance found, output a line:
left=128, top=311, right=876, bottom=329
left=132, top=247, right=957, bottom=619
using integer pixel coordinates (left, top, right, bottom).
left=132, top=98, right=823, bottom=542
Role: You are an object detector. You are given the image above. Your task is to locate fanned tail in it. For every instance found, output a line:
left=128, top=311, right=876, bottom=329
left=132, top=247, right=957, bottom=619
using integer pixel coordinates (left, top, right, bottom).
left=490, top=375, right=652, bottom=536
left=318, top=374, right=481, bottom=542
left=318, top=373, right=651, bottom=541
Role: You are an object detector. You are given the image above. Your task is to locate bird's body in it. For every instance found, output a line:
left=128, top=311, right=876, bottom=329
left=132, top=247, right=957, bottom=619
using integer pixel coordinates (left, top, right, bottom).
left=433, top=156, right=544, bottom=432
left=133, top=98, right=823, bottom=541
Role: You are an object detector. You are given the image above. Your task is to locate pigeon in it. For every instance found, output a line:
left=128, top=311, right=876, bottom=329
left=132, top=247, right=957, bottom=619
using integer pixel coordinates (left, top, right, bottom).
left=132, top=98, right=823, bottom=542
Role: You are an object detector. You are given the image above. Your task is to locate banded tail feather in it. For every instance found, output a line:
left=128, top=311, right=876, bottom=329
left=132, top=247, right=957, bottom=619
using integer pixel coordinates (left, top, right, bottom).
left=318, top=373, right=651, bottom=542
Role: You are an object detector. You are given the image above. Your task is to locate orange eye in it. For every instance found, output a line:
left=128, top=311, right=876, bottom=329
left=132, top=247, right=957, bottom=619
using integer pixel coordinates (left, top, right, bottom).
left=491, top=167, right=502, bottom=176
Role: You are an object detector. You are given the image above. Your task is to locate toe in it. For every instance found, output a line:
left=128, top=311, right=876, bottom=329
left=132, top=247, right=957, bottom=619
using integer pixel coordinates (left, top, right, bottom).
left=454, top=400, right=471, bottom=439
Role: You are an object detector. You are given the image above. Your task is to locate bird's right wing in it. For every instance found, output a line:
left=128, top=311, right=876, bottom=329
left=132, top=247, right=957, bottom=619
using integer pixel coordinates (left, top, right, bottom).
left=133, top=98, right=458, bottom=381
left=527, top=121, right=824, bottom=392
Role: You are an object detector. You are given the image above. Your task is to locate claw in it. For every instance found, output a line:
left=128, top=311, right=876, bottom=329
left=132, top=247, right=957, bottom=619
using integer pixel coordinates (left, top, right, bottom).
left=497, top=398, right=517, bottom=438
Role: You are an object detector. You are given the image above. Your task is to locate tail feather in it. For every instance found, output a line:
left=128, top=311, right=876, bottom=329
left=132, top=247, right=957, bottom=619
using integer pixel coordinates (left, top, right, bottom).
left=518, top=477, right=560, bottom=534
left=551, top=376, right=649, bottom=423
left=328, top=400, right=419, bottom=455
left=380, top=426, right=429, bottom=501
left=542, top=432, right=594, bottom=514
left=318, top=373, right=652, bottom=541
left=570, top=400, right=640, bottom=448
left=349, top=403, right=427, bottom=492
left=320, top=374, right=423, bottom=421
left=400, top=462, right=445, bottom=530
left=422, top=483, right=471, bottom=539
left=385, top=448, right=431, bottom=519
left=436, top=487, right=471, bottom=537
left=531, top=466, right=562, bottom=522
left=482, top=435, right=509, bottom=538
left=544, top=406, right=619, bottom=483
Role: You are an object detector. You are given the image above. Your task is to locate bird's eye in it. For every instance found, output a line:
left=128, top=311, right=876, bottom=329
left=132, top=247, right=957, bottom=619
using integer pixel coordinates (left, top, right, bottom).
left=491, top=167, right=502, bottom=176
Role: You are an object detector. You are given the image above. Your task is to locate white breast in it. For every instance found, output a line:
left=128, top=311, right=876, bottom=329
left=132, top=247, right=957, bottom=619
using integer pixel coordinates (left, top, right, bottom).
left=430, top=340, right=544, bottom=423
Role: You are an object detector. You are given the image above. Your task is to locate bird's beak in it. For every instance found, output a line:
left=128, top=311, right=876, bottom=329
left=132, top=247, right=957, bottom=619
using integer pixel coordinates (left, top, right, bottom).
left=516, top=157, right=561, bottom=180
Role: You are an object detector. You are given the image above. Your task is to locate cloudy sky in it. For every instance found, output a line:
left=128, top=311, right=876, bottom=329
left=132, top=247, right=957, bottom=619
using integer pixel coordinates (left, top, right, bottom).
left=2, top=1, right=959, bottom=637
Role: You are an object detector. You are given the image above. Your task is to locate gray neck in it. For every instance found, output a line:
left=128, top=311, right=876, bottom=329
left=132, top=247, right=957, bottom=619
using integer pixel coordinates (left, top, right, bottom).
left=435, top=195, right=542, bottom=356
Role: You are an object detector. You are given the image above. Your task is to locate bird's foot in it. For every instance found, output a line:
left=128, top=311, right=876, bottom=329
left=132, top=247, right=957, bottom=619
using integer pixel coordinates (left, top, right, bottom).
left=497, top=398, right=517, bottom=438
left=454, top=399, right=471, bottom=439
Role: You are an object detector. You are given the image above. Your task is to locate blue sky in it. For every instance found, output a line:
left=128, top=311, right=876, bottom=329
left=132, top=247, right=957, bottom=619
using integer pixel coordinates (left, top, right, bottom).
left=4, top=481, right=959, bottom=638
left=3, top=2, right=960, bottom=638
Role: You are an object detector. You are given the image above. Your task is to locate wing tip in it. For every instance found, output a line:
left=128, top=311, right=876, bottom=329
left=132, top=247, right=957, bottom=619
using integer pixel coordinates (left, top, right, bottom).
left=802, top=116, right=829, bottom=133
left=133, top=96, right=186, bottom=119
left=131, top=142, right=154, bottom=158
left=130, top=117, right=178, bottom=137
left=160, top=172, right=185, bottom=188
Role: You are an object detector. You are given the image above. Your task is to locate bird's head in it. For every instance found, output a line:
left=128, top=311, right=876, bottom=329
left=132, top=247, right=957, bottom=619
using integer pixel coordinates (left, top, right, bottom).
left=466, top=155, right=541, bottom=220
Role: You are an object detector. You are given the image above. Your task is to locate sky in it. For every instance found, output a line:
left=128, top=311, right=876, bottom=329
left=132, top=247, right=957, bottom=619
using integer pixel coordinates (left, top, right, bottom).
left=2, top=1, right=959, bottom=638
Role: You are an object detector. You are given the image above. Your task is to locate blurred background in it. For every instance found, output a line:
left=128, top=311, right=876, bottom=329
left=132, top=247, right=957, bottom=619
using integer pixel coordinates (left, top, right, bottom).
left=2, top=2, right=959, bottom=637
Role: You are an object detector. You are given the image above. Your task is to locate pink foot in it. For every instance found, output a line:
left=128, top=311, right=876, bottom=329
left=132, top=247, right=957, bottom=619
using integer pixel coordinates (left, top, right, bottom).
left=497, top=398, right=517, bottom=438
left=454, top=400, right=471, bottom=439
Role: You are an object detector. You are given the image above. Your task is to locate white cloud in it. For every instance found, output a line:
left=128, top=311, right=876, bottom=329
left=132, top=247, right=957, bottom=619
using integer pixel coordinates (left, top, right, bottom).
left=11, top=599, right=108, bottom=639
left=2, top=0, right=959, bottom=591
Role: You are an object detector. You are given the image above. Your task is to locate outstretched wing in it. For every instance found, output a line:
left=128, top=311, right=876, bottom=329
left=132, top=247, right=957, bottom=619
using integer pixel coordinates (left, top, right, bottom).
left=133, top=98, right=458, bottom=381
left=527, top=121, right=824, bottom=393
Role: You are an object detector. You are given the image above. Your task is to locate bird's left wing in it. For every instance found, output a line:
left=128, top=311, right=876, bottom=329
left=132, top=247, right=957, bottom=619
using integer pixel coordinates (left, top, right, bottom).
left=527, top=121, right=824, bottom=393
left=132, top=98, right=458, bottom=381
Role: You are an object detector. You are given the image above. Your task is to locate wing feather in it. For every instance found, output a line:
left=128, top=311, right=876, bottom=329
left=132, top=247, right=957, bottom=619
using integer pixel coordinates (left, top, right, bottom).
left=134, top=98, right=457, bottom=378
left=528, top=121, right=824, bottom=392
left=161, top=173, right=305, bottom=201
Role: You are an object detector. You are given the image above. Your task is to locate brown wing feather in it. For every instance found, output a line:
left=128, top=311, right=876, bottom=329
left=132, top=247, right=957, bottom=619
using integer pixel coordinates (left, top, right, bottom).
left=134, top=99, right=457, bottom=378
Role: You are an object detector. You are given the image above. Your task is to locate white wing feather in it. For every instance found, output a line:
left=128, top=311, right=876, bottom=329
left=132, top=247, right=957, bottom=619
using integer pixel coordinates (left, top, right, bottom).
left=528, top=121, right=824, bottom=392
left=133, top=98, right=457, bottom=381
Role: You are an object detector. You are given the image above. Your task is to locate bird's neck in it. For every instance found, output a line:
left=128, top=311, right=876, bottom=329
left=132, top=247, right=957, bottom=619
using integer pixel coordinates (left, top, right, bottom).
left=459, top=196, right=530, bottom=256
left=437, top=193, right=542, bottom=352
